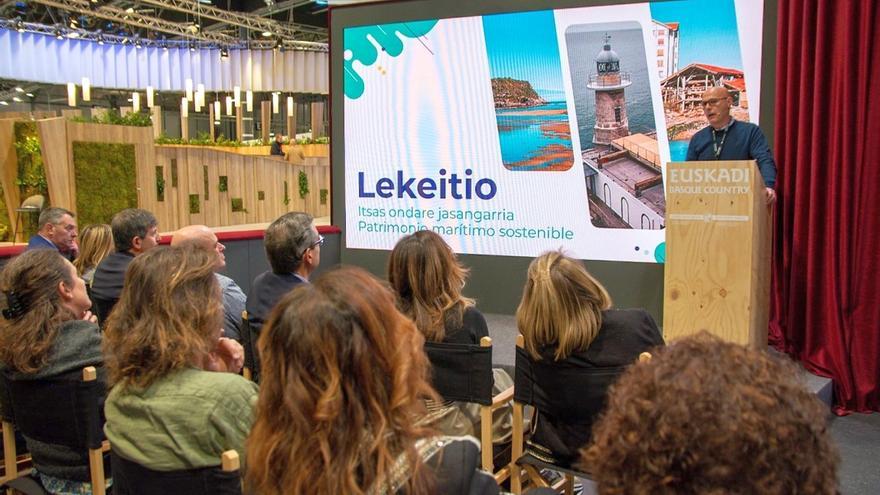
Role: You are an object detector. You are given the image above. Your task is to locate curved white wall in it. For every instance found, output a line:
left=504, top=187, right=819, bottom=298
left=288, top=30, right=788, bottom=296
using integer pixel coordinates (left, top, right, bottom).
left=0, top=29, right=328, bottom=94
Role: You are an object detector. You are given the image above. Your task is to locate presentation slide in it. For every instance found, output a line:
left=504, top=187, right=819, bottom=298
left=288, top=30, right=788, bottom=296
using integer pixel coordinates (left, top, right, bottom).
left=343, top=0, right=764, bottom=263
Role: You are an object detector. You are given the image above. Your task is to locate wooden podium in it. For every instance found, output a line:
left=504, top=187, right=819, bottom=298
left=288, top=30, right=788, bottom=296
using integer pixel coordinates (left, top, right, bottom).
left=663, top=160, right=771, bottom=348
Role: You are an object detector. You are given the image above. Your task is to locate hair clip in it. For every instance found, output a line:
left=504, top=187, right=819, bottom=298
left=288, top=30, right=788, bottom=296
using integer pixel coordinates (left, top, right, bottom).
left=2, top=290, right=27, bottom=320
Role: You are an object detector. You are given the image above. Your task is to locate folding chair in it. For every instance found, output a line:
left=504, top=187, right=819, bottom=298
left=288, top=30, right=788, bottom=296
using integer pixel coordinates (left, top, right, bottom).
left=510, top=335, right=623, bottom=495
left=1, top=372, right=29, bottom=495
left=0, top=366, right=109, bottom=495
left=110, top=449, right=242, bottom=495
left=240, top=310, right=257, bottom=382
left=424, top=336, right=514, bottom=484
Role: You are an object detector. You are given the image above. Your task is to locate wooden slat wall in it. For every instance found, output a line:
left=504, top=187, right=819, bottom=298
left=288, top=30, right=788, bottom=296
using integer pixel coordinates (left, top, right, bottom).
left=153, top=146, right=330, bottom=230
left=36, top=117, right=73, bottom=210
left=0, top=119, right=21, bottom=237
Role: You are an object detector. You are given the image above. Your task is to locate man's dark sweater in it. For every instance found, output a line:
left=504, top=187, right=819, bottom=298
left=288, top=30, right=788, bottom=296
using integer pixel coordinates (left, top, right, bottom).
left=686, top=119, right=777, bottom=187
left=90, top=251, right=136, bottom=324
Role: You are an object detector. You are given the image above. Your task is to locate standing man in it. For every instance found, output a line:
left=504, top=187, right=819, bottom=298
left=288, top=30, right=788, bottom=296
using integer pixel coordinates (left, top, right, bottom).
left=26, top=207, right=78, bottom=261
left=245, top=212, right=322, bottom=380
left=686, top=86, right=778, bottom=204
left=91, top=208, right=160, bottom=324
left=171, top=225, right=247, bottom=342
left=270, top=133, right=285, bottom=157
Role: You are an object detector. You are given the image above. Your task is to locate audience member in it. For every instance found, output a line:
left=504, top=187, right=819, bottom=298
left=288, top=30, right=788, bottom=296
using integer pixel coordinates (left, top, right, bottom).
left=582, top=332, right=839, bottom=495
left=171, top=225, right=246, bottom=342
left=26, top=207, right=78, bottom=261
left=246, top=266, right=500, bottom=494
left=515, top=251, right=663, bottom=468
left=90, top=208, right=159, bottom=324
left=103, top=246, right=255, bottom=472
left=270, top=133, right=285, bottom=157
left=245, top=212, right=322, bottom=378
left=388, top=231, right=512, bottom=445
left=0, top=250, right=101, bottom=493
left=73, top=224, right=114, bottom=286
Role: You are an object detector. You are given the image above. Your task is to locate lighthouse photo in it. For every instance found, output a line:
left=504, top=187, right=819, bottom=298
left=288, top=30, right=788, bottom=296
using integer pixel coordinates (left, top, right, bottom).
left=565, top=22, right=666, bottom=230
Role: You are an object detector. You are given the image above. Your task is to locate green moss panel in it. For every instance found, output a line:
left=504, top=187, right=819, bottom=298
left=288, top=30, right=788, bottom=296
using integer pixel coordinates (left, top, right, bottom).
left=14, top=121, right=49, bottom=238
left=72, top=142, right=138, bottom=225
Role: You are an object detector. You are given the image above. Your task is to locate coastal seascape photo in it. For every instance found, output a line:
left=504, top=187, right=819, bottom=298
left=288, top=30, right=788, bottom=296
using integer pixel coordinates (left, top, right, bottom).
left=483, top=10, right=574, bottom=171
left=565, top=21, right=666, bottom=230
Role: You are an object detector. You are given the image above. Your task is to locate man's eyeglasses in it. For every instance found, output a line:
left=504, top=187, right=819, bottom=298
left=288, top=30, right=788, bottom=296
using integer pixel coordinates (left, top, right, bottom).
left=310, top=235, right=325, bottom=248
left=700, top=97, right=727, bottom=107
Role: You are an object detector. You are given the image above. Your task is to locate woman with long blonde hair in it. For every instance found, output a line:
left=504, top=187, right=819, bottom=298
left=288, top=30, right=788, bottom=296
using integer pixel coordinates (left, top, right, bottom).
left=102, top=246, right=254, bottom=473
left=247, top=266, right=500, bottom=495
left=516, top=250, right=663, bottom=468
left=72, top=224, right=113, bottom=285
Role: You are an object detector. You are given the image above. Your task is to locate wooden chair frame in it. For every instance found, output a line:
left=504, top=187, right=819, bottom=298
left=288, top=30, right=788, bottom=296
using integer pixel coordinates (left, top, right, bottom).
left=0, top=366, right=108, bottom=495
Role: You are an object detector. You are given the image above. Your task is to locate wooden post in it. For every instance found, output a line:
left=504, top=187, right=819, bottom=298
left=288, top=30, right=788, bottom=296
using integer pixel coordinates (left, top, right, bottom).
left=310, top=101, right=325, bottom=138
left=151, top=106, right=163, bottom=139
left=287, top=113, right=296, bottom=142
left=180, top=111, right=189, bottom=141
left=235, top=104, right=243, bottom=142
left=261, top=100, right=271, bottom=144
left=208, top=102, right=216, bottom=141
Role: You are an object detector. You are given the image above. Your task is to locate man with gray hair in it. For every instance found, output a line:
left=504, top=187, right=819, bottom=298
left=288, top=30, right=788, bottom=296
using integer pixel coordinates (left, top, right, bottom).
left=245, top=211, right=322, bottom=379
left=171, top=225, right=247, bottom=342
left=91, top=208, right=160, bottom=324
left=26, top=207, right=78, bottom=261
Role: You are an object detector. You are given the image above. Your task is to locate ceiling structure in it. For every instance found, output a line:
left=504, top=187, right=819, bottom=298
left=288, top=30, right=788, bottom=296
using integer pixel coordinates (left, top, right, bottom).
left=0, top=0, right=330, bottom=48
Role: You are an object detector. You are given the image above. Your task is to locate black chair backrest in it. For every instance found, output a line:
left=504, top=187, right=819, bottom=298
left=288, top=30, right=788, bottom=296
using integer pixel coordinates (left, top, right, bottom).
left=240, top=312, right=259, bottom=382
left=110, top=451, right=242, bottom=495
left=92, top=296, right=117, bottom=328
left=1, top=368, right=105, bottom=450
left=424, top=341, right=494, bottom=406
left=514, top=346, right=624, bottom=425
left=0, top=372, right=13, bottom=423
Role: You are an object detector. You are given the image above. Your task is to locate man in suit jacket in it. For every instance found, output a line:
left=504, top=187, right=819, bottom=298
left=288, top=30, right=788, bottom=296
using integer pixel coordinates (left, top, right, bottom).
left=245, top=211, right=323, bottom=380
left=91, top=208, right=160, bottom=324
left=26, top=207, right=78, bottom=261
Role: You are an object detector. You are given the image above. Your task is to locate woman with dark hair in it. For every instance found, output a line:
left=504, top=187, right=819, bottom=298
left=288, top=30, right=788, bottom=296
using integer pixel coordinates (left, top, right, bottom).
left=0, top=249, right=101, bottom=493
left=247, top=266, right=500, bottom=495
left=103, top=246, right=255, bottom=471
left=387, top=230, right=512, bottom=443
left=583, top=332, right=839, bottom=494
left=516, top=250, right=664, bottom=469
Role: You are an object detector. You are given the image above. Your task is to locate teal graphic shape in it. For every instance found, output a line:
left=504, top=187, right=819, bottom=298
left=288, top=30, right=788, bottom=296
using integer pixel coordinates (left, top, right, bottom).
left=343, top=20, right=439, bottom=99
left=654, top=242, right=666, bottom=263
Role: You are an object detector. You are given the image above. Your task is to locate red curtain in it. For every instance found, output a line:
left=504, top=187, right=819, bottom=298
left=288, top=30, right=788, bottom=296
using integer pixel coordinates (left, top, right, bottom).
left=770, top=0, right=880, bottom=413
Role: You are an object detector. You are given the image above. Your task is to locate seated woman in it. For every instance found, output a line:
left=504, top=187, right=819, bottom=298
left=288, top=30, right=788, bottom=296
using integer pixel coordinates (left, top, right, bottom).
left=246, top=266, right=500, bottom=494
left=516, top=250, right=664, bottom=469
left=0, top=249, right=102, bottom=493
left=102, top=246, right=256, bottom=471
left=73, top=224, right=114, bottom=286
left=583, top=332, right=839, bottom=494
left=387, top=231, right=512, bottom=444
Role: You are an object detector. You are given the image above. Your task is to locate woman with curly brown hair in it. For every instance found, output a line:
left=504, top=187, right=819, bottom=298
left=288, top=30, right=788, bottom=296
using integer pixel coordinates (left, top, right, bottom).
left=246, top=266, right=500, bottom=495
left=582, top=332, right=839, bottom=495
left=0, top=249, right=100, bottom=493
left=103, top=246, right=255, bottom=472
left=388, top=231, right=512, bottom=442
left=516, top=250, right=663, bottom=469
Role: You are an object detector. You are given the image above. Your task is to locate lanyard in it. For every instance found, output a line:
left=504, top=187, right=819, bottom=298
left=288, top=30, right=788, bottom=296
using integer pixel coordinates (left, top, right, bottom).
left=711, top=127, right=728, bottom=159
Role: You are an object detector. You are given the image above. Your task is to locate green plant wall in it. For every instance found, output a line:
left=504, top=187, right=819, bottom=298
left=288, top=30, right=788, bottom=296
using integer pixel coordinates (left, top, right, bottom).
left=0, top=183, right=10, bottom=241
left=13, top=121, right=48, bottom=238
left=72, top=142, right=138, bottom=225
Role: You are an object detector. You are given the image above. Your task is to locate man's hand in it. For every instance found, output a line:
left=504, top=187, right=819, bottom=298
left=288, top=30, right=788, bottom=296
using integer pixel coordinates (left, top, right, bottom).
left=765, top=187, right=777, bottom=205
left=205, top=337, right=245, bottom=373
